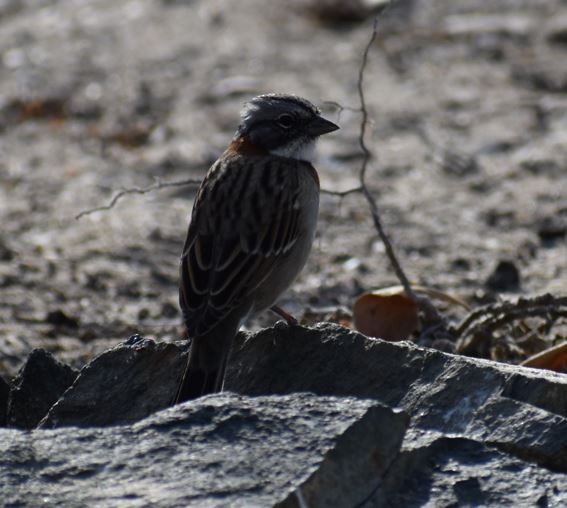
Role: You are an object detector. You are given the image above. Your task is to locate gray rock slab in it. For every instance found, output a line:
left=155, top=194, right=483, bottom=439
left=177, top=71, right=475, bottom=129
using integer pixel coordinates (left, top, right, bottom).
left=1, top=393, right=408, bottom=508
left=41, top=335, right=184, bottom=428
left=0, top=374, right=8, bottom=426
left=40, top=323, right=567, bottom=474
left=227, top=324, right=567, bottom=416
left=7, top=348, right=78, bottom=429
left=226, top=323, right=567, bottom=471
left=3, top=324, right=567, bottom=507
left=382, top=429, right=567, bottom=507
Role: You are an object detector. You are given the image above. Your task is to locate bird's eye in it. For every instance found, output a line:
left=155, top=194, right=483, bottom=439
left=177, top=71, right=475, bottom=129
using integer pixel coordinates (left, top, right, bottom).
left=277, top=114, right=294, bottom=129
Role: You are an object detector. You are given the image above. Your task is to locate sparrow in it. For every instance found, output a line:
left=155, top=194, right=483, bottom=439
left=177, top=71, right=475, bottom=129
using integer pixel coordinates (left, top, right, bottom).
left=175, top=93, right=339, bottom=403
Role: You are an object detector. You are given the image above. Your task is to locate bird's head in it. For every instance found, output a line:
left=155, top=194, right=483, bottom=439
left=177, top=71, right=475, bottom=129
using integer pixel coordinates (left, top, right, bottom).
left=235, top=94, right=339, bottom=162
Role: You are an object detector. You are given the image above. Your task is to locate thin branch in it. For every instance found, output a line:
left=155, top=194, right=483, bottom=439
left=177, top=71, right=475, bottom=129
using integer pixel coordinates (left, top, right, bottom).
left=354, top=18, right=422, bottom=302
left=320, top=186, right=363, bottom=197
left=77, top=174, right=364, bottom=218
left=454, top=294, right=567, bottom=337
left=357, top=18, right=376, bottom=185
left=454, top=294, right=567, bottom=354
left=75, top=177, right=201, bottom=220
left=353, top=13, right=444, bottom=326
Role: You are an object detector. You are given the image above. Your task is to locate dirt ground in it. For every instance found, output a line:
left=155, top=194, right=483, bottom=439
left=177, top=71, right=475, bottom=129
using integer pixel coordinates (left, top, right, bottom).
left=0, top=0, right=566, bottom=378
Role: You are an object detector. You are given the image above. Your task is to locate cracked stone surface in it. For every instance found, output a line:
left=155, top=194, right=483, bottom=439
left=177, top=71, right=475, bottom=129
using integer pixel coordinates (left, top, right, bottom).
left=3, top=323, right=562, bottom=506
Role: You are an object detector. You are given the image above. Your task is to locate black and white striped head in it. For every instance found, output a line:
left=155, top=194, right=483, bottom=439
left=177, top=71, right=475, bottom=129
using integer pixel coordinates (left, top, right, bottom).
left=236, top=94, right=339, bottom=162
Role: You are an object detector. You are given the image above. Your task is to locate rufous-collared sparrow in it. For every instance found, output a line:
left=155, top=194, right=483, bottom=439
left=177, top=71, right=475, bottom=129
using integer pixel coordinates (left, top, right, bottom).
left=175, top=93, right=339, bottom=403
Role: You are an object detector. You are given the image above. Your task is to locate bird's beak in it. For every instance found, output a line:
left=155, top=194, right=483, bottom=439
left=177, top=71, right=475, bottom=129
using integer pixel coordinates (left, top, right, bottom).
left=307, top=115, right=340, bottom=136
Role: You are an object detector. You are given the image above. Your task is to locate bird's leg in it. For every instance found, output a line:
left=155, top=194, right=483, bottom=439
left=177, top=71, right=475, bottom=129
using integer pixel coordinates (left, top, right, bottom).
left=270, top=305, right=298, bottom=325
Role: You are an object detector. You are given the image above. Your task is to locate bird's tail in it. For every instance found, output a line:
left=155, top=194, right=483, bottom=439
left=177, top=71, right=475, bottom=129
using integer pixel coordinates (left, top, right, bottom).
left=175, top=334, right=231, bottom=404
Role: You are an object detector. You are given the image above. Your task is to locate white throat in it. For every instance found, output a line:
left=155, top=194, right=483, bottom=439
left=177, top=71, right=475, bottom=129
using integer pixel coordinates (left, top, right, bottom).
left=270, top=138, right=317, bottom=162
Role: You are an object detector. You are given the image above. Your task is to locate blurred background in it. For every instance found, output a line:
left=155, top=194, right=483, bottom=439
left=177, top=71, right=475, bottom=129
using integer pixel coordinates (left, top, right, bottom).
left=0, top=0, right=566, bottom=377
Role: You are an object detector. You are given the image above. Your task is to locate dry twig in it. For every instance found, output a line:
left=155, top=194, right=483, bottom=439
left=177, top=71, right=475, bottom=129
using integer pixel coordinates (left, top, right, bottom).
left=351, top=15, right=444, bottom=327
left=454, top=294, right=567, bottom=355
left=75, top=177, right=201, bottom=220
left=320, top=186, right=364, bottom=197
left=355, top=18, right=416, bottom=299
left=74, top=170, right=365, bottom=218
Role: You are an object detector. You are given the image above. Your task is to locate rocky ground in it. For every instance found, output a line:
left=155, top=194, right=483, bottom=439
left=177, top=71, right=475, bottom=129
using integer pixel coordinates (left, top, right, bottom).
left=1, top=0, right=566, bottom=378
left=1, top=324, right=566, bottom=506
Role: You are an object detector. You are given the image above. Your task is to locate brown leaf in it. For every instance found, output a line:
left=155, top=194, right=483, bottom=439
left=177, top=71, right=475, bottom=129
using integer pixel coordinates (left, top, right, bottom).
left=8, top=97, right=67, bottom=122
left=105, top=123, right=153, bottom=148
left=520, top=341, right=567, bottom=373
left=353, top=288, right=419, bottom=341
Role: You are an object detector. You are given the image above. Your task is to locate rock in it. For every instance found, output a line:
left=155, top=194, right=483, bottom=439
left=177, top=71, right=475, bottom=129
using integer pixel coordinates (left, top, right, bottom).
left=1, top=393, right=408, bottom=507
left=2, top=391, right=565, bottom=506
left=537, top=215, right=566, bottom=245
left=512, top=62, right=567, bottom=93
left=39, top=323, right=567, bottom=473
left=0, top=375, right=9, bottom=426
left=519, top=158, right=562, bottom=176
left=6, top=349, right=77, bottom=429
left=45, top=309, right=79, bottom=329
left=226, top=323, right=567, bottom=472
left=485, top=260, right=521, bottom=292
left=383, top=429, right=566, bottom=506
left=436, top=148, right=479, bottom=177
left=40, top=335, right=185, bottom=428
left=0, top=237, right=14, bottom=261
left=297, top=0, right=393, bottom=27
left=545, top=14, right=567, bottom=46
left=3, top=324, right=567, bottom=505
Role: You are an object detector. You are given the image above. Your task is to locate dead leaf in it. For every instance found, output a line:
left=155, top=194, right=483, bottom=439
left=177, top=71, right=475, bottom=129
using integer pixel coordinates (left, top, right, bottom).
left=520, top=341, right=567, bottom=373
left=105, top=123, right=153, bottom=148
left=7, top=97, right=67, bottom=122
left=353, top=288, right=419, bottom=341
left=353, top=285, right=470, bottom=341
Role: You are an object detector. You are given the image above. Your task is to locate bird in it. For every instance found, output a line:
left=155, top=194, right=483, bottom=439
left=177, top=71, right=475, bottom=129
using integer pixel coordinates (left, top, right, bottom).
left=175, top=93, right=339, bottom=403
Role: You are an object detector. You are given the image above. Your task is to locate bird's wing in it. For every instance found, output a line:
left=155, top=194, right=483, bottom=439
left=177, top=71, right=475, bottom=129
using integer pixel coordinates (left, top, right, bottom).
left=179, top=153, right=304, bottom=337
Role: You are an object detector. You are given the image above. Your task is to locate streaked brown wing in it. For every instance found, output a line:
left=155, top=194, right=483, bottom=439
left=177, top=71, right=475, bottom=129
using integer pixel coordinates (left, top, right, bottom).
left=179, top=154, right=303, bottom=337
